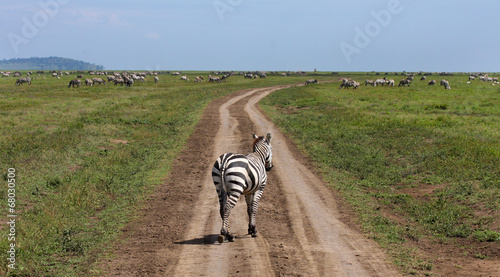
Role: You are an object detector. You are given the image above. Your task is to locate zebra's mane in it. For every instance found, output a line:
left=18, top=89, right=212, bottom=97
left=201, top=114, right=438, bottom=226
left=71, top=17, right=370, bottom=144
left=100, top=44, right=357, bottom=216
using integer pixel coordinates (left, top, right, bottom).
left=252, top=136, right=265, bottom=151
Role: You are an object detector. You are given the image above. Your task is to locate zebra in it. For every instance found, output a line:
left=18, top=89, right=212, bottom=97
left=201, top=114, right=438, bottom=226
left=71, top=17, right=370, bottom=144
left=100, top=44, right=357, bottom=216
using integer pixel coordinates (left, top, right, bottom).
left=212, top=133, right=273, bottom=243
left=398, top=79, right=411, bottom=87
left=305, top=79, right=318, bottom=85
left=441, top=79, right=451, bottom=90
left=92, top=78, right=106, bottom=85
left=15, top=77, right=31, bottom=85
left=68, top=79, right=81, bottom=88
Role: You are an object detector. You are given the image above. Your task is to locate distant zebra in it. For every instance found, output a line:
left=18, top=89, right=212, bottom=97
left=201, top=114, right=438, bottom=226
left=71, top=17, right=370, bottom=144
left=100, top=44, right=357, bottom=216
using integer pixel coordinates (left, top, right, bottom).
left=92, top=78, right=106, bottom=85
left=441, top=79, right=451, bottom=90
left=154, top=76, right=159, bottom=83
left=15, top=77, right=31, bottom=86
left=374, top=78, right=386, bottom=86
left=398, top=79, right=411, bottom=87
left=125, top=78, right=134, bottom=87
left=85, top=79, right=94, bottom=86
left=305, top=79, right=318, bottom=85
left=212, top=133, right=273, bottom=243
left=68, top=79, right=81, bottom=88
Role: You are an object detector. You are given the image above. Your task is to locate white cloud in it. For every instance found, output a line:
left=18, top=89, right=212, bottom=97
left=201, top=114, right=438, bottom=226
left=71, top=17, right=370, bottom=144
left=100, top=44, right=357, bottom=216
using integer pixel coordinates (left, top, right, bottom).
left=145, top=32, right=162, bottom=40
left=74, top=8, right=133, bottom=28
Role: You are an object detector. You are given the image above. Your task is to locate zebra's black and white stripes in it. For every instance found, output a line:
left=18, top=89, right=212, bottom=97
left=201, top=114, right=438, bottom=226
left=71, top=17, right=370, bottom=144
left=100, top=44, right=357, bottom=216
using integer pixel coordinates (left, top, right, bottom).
left=15, top=77, right=31, bottom=86
left=212, top=133, right=273, bottom=243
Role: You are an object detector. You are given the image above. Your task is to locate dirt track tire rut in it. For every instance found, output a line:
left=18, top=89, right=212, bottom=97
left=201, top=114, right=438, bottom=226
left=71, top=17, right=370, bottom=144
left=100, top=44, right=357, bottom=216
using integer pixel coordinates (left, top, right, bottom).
left=103, top=85, right=400, bottom=276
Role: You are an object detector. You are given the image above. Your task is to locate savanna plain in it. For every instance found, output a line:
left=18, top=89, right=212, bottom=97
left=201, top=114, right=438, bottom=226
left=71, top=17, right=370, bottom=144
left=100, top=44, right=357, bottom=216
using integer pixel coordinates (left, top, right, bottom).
left=0, top=71, right=499, bottom=276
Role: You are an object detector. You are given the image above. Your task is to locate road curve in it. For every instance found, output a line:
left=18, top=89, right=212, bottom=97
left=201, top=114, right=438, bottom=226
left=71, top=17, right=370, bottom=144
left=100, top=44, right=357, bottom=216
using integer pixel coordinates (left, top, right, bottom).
left=173, top=85, right=400, bottom=276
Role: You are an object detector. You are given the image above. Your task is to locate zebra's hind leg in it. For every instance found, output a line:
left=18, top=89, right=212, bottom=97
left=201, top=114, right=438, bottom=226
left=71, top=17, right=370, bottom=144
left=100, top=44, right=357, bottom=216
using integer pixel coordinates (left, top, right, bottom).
left=218, top=191, right=241, bottom=243
left=245, top=194, right=259, bottom=237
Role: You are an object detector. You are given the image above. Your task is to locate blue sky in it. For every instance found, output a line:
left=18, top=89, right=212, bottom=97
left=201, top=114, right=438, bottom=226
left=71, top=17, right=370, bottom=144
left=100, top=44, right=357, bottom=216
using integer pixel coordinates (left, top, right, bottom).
left=1, top=0, right=499, bottom=72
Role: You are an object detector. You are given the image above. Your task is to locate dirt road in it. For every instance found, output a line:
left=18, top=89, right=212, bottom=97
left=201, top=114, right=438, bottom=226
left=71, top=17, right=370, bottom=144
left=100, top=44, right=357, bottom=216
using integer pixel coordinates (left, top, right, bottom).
left=103, top=85, right=400, bottom=276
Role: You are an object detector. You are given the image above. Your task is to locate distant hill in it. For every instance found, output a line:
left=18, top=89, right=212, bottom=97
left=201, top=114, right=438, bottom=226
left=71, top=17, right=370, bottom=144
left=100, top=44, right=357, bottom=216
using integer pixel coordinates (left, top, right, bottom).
left=0, top=57, right=104, bottom=70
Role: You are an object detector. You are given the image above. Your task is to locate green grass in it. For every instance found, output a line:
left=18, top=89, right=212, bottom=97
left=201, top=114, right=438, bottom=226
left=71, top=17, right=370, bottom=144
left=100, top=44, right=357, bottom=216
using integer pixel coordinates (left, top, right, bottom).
left=260, top=72, right=500, bottom=275
left=0, top=71, right=324, bottom=276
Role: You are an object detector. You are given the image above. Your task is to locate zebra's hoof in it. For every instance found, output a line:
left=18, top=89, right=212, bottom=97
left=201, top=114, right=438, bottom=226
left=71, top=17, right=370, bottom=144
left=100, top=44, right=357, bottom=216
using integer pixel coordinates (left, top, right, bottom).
left=227, top=234, right=235, bottom=242
left=251, top=233, right=258, bottom=238
left=218, top=235, right=225, bottom=243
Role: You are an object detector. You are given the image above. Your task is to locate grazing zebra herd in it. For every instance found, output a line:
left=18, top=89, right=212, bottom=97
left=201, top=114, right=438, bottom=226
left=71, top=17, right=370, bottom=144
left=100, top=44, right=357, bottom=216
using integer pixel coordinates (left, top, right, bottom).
left=212, top=133, right=273, bottom=243
left=333, top=76, right=456, bottom=90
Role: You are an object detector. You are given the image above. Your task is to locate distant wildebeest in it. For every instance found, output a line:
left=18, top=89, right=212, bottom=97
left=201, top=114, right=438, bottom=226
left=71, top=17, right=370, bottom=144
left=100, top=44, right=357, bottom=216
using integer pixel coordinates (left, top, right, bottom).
left=428, top=80, right=436, bottom=85
left=398, top=79, right=411, bottom=87
left=305, top=79, right=318, bottom=85
left=85, top=79, right=94, bottom=86
left=15, top=77, right=31, bottom=86
left=68, top=79, right=81, bottom=88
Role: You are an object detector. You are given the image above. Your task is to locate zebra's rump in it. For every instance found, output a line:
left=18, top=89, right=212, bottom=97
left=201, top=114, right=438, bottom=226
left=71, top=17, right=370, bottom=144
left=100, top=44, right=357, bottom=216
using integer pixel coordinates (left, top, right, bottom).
left=212, top=153, right=263, bottom=195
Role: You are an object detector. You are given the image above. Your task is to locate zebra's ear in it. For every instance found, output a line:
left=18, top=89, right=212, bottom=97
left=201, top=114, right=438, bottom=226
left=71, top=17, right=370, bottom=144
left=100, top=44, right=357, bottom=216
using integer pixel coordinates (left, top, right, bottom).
left=252, top=133, right=258, bottom=139
left=266, top=133, right=272, bottom=143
